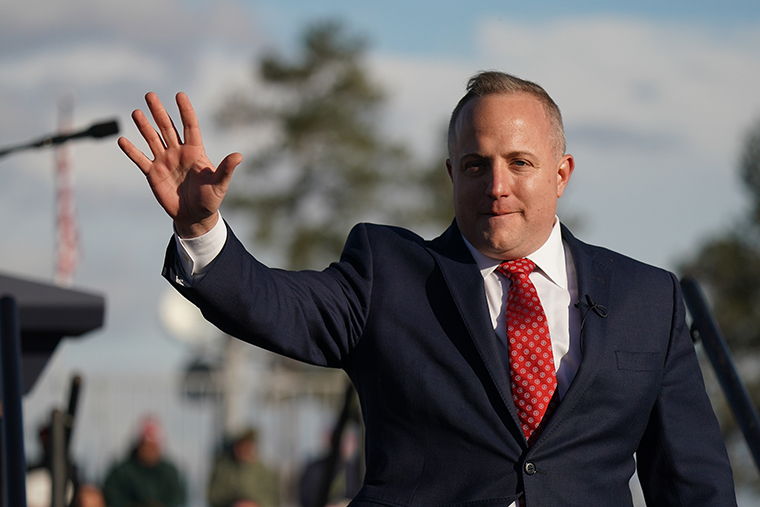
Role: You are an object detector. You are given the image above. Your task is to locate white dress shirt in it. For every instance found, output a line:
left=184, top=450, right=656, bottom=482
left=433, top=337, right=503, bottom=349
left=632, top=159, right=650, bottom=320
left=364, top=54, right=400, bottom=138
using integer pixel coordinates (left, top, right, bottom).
left=174, top=211, right=228, bottom=285
left=462, top=217, right=581, bottom=400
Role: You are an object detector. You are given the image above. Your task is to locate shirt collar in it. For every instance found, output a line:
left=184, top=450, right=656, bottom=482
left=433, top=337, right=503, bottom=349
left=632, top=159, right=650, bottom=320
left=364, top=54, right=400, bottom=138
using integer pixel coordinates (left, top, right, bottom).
left=462, top=217, right=568, bottom=290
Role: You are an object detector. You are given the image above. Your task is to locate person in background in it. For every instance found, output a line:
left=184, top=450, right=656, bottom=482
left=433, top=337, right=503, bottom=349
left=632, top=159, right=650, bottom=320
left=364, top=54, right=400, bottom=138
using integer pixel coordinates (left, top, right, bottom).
left=102, top=416, right=185, bottom=507
left=73, top=485, right=105, bottom=507
left=207, top=427, right=279, bottom=507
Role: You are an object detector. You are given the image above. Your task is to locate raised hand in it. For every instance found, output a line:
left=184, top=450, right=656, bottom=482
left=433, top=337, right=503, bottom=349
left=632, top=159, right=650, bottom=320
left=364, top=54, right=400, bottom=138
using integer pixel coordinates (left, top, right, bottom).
left=118, top=92, right=242, bottom=237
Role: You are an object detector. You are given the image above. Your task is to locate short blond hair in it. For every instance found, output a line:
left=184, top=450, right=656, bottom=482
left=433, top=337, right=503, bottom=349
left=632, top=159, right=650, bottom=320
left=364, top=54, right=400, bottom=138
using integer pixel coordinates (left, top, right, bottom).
left=447, top=71, right=566, bottom=159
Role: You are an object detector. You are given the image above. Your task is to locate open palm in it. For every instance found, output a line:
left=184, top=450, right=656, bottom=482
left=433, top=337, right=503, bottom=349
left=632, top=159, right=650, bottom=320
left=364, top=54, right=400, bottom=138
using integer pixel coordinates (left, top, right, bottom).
left=118, top=92, right=242, bottom=237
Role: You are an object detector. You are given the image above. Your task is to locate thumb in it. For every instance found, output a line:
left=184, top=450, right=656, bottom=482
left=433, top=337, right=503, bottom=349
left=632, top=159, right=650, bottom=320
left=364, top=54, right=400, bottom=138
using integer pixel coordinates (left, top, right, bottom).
left=215, top=152, right=242, bottom=187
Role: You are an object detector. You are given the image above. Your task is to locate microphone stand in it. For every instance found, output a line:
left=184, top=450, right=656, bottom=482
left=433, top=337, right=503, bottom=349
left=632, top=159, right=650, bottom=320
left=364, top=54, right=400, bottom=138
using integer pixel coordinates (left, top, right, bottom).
left=0, top=119, right=119, bottom=160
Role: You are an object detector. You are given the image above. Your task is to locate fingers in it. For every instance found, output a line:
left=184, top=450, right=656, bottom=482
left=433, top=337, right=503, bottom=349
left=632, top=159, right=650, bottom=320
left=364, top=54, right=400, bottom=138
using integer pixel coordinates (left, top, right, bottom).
left=131, top=92, right=200, bottom=154
left=176, top=92, right=203, bottom=147
left=117, top=136, right=152, bottom=175
left=131, top=108, right=166, bottom=157
left=145, top=92, right=181, bottom=148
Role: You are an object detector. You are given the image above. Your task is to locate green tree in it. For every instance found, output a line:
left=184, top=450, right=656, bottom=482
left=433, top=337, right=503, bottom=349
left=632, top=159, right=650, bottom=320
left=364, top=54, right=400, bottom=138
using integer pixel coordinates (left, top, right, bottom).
left=217, top=20, right=452, bottom=270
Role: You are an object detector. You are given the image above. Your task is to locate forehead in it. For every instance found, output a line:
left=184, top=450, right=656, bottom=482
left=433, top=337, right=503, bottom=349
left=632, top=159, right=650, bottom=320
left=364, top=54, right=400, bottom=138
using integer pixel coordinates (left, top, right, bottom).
left=453, top=93, right=552, bottom=151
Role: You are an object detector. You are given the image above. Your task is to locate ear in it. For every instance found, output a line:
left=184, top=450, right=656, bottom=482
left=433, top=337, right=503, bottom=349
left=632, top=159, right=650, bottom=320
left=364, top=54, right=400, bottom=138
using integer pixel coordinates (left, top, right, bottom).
left=446, top=159, right=454, bottom=182
left=556, top=154, right=574, bottom=198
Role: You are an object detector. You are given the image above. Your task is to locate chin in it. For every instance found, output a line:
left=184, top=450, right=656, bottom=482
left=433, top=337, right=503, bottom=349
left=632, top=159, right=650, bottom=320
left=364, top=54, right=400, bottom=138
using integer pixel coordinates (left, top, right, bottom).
left=485, top=233, right=533, bottom=259
left=473, top=237, right=512, bottom=259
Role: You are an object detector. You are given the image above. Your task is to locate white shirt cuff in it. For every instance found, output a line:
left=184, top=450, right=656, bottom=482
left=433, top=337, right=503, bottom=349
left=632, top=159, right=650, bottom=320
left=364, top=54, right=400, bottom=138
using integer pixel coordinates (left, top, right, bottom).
left=174, top=212, right=227, bottom=282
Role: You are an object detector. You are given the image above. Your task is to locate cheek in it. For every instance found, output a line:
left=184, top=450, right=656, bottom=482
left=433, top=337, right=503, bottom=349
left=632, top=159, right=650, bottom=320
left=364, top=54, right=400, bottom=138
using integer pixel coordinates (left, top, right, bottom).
left=452, top=183, right=470, bottom=207
left=454, top=177, right=484, bottom=200
left=525, top=178, right=557, bottom=207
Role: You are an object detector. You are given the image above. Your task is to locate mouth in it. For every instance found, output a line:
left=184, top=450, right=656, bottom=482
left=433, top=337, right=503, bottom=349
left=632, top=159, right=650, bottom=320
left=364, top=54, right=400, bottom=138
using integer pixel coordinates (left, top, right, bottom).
left=485, top=209, right=520, bottom=217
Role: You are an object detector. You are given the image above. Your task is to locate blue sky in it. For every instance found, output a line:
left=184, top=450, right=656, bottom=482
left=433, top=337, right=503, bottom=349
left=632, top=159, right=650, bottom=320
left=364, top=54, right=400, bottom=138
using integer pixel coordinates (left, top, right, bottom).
left=3, top=0, right=760, bottom=499
left=248, top=0, right=760, bottom=56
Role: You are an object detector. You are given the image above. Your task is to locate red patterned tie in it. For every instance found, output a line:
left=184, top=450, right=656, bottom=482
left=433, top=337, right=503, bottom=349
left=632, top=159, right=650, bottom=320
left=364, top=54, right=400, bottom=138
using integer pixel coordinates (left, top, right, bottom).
left=497, top=259, right=557, bottom=443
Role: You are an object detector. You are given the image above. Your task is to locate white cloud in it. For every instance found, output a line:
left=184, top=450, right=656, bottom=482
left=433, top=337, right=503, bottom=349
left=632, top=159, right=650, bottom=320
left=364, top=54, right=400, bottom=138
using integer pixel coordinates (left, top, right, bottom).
left=0, top=45, right=167, bottom=89
left=0, top=0, right=258, bottom=50
left=479, top=17, right=760, bottom=161
left=369, top=55, right=471, bottom=159
left=0, top=0, right=261, bottom=199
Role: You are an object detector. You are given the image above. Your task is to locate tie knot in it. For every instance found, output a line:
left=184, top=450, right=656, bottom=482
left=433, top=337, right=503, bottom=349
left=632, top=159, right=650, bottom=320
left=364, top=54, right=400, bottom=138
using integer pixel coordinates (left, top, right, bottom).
left=497, top=258, right=536, bottom=278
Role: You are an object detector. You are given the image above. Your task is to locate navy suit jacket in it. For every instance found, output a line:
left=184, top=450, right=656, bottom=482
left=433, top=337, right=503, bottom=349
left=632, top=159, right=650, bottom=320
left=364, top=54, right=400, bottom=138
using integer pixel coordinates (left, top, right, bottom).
left=163, top=220, right=736, bottom=506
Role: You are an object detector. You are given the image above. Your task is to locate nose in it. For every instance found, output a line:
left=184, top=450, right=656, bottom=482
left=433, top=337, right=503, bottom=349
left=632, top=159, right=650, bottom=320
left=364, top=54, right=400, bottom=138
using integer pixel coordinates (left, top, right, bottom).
left=486, top=162, right=510, bottom=198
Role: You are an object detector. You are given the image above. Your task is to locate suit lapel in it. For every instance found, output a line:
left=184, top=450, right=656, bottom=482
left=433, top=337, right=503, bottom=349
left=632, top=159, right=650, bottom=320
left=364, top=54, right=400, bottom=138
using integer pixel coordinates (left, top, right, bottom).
left=428, top=221, right=525, bottom=440
left=534, top=226, right=614, bottom=444
left=427, top=222, right=617, bottom=447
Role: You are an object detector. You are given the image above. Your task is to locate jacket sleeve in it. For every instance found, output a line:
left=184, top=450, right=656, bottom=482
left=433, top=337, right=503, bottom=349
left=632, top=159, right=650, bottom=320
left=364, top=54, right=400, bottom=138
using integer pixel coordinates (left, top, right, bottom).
left=635, top=272, right=736, bottom=506
left=162, top=222, right=373, bottom=368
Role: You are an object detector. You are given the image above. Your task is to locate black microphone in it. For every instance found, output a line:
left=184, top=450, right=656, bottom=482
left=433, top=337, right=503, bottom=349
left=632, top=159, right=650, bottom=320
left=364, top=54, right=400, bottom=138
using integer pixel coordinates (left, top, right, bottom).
left=34, top=119, right=120, bottom=147
left=80, top=119, right=120, bottom=139
left=0, top=118, right=120, bottom=159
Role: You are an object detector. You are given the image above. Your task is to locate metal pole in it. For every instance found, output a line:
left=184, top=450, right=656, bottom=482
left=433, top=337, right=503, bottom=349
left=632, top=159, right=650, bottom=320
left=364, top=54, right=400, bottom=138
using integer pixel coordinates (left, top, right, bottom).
left=50, top=410, right=66, bottom=507
left=0, top=296, right=27, bottom=507
left=64, top=375, right=81, bottom=454
left=0, top=376, right=4, bottom=507
left=316, top=382, right=356, bottom=507
left=680, top=277, right=760, bottom=473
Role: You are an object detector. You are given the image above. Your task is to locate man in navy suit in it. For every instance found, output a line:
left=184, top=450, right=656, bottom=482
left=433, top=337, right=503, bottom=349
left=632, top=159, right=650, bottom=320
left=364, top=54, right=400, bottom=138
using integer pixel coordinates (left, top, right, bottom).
left=119, top=72, right=737, bottom=506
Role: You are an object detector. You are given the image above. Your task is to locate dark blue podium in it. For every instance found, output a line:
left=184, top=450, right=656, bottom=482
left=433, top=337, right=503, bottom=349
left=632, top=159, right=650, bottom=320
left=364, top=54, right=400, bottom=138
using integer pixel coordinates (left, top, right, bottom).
left=0, top=273, right=104, bottom=507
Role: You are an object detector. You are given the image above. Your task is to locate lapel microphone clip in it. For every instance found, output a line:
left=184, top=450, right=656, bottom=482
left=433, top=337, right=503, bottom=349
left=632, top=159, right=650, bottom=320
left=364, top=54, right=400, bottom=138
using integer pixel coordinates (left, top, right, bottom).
left=575, top=294, right=608, bottom=332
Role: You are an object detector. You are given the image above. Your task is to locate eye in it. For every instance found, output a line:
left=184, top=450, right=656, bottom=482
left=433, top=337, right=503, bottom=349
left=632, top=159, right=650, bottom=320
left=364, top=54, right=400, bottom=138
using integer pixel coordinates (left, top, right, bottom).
left=465, top=160, right=488, bottom=172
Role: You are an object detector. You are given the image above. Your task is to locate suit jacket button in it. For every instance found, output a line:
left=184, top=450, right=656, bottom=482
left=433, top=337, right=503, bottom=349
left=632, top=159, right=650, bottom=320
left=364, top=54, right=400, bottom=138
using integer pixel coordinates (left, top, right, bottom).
left=525, top=462, right=537, bottom=475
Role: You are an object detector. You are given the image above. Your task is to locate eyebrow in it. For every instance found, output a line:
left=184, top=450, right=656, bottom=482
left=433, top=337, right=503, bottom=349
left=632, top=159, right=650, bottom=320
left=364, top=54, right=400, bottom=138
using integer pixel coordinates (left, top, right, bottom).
left=459, top=150, right=537, bottom=161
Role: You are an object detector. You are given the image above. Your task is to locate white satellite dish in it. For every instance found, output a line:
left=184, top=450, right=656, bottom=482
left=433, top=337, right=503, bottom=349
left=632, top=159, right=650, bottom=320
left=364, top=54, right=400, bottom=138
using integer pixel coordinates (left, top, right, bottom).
left=159, top=286, right=222, bottom=346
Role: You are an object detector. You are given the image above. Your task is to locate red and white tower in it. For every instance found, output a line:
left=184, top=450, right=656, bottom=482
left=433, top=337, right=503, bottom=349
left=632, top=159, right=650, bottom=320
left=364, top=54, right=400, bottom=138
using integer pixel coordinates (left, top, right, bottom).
left=54, top=95, right=79, bottom=287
